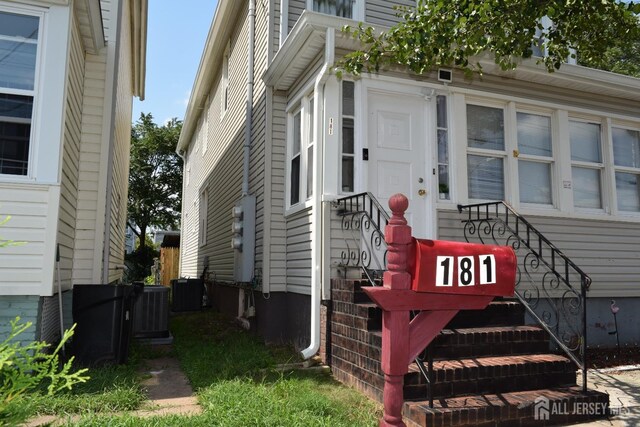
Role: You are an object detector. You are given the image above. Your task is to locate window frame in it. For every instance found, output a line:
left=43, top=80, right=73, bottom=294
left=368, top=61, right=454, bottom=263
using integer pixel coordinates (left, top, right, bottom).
left=221, top=42, right=230, bottom=118
left=514, top=108, right=556, bottom=208
left=199, top=188, right=208, bottom=247
left=340, top=80, right=355, bottom=195
left=611, top=122, right=640, bottom=216
left=285, top=92, right=315, bottom=213
left=568, top=117, right=606, bottom=213
left=465, top=100, right=509, bottom=202
left=0, top=3, right=43, bottom=180
left=306, top=0, right=364, bottom=21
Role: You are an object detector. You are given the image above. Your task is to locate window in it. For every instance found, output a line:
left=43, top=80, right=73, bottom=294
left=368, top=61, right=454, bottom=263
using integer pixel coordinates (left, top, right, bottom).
left=517, top=112, right=553, bottom=205
left=613, top=127, right=640, bottom=212
left=199, top=189, right=208, bottom=246
left=466, top=104, right=505, bottom=200
left=221, top=43, right=229, bottom=115
left=570, top=120, right=603, bottom=209
left=436, top=95, right=450, bottom=200
left=341, top=81, right=355, bottom=193
left=287, top=94, right=315, bottom=208
left=290, top=109, right=302, bottom=205
left=312, top=0, right=356, bottom=18
left=307, top=98, right=314, bottom=199
left=0, top=9, right=39, bottom=176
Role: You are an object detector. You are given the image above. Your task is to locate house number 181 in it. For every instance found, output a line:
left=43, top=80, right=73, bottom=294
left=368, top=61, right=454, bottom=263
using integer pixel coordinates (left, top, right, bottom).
left=435, top=254, right=497, bottom=287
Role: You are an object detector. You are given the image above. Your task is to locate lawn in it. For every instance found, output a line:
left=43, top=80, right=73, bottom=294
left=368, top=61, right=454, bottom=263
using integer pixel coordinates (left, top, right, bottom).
left=10, top=310, right=381, bottom=426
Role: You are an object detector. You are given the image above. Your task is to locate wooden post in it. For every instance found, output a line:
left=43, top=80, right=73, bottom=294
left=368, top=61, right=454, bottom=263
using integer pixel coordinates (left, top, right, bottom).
left=380, top=194, right=412, bottom=427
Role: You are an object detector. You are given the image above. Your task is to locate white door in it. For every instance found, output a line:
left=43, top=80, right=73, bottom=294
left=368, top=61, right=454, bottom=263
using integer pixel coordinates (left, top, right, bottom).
left=367, top=90, right=434, bottom=238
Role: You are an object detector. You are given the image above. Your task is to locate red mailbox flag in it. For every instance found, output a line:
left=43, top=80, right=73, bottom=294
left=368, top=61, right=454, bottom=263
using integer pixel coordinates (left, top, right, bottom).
left=408, top=238, right=516, bottom=297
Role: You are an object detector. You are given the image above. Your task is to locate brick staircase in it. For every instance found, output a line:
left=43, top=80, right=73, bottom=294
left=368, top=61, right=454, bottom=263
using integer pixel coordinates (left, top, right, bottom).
left=329, top=277, right=609, bottom=426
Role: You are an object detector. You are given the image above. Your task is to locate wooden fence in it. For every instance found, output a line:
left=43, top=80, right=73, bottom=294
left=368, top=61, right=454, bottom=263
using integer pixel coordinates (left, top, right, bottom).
left=160, top=247, right=180, bottom=286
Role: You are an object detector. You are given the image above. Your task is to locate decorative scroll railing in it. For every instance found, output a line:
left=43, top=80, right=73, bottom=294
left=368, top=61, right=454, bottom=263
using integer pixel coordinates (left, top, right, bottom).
left=458, top=201, right=590, bottom=391
left=333, top=192, right=390, bottom=285
left=334, top=192, right=436, bottom=407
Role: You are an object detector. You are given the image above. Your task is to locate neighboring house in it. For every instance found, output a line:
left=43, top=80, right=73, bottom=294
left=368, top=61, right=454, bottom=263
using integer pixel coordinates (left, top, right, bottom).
left=125, top=224, right=136, bottom=254
left=178, top=0, right=640, bottom=352
left=153, top=229, right=180, bottom=247
left=0, top=0, right=147, bottom=344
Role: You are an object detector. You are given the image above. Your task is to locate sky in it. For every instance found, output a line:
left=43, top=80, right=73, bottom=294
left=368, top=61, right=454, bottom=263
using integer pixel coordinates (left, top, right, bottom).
left=132, top=1, right=219, bottom=125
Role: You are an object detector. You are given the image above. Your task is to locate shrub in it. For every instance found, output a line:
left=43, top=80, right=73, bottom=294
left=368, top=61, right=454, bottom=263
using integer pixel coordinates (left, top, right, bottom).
left=0, top=317, right=89, bottom=426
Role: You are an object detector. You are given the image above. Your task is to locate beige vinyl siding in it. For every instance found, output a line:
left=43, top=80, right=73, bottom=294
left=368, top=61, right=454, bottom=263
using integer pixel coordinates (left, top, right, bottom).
left=0, top=184, right=59, bottom=295
left=181, top=8, right=252, bottom=281
left=73, top=52, right=107, bottom=284
left=57, top=16, right=85, bottom=292
left=266, top=92, right=287, bottom=292
left=365, top=0, right=414, bottom=27
left=438, top=209, right=640, bottom=298
left=107, top=0, right=133, bottom=283
left=272, top=0, right=280, bottom=55
left=286, top=207, right=313, bottom=294
left=288, top=0, right=305, bottom=33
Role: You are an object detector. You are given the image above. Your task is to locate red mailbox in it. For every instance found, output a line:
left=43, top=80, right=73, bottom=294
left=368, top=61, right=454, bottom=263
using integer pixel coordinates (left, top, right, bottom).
left=408, top=238, right=516, bottom=297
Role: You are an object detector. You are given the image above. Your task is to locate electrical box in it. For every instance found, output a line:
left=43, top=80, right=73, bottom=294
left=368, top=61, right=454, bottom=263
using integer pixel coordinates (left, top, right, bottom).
left=232, top=195, right=256, bottom=283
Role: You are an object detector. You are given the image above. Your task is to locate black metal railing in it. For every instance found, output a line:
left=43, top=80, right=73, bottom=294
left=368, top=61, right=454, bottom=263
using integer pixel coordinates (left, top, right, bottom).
left=333, top=192, right=435, bottom=407
left=458, top=201, right=590, bottom=391
left=333, top=192, right=390, bottom=285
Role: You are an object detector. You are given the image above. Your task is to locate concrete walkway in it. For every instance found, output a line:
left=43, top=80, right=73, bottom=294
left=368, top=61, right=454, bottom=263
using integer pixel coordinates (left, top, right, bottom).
left=573, top=366, right=640, bottom=426
left=24, top=355, right=200, bottom=426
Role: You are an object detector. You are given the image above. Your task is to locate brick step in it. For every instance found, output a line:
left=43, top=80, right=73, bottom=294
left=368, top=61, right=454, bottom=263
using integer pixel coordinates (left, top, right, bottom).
left=331, top=278, right=374, bottom=304
left=403, top=386, right=610, bottom=427
left=431, top=325, right=549, bottom=359
left=404, top=354, right=577, bottom=400
left=446, top=300, right=525, bottom=329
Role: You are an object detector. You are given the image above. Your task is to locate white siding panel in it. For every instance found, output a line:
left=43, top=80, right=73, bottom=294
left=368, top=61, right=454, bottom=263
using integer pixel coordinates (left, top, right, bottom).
left=288, top=0, right=305, bottom=34
left=58, top=16, right=85, bottom=291
left=285, top=208, right=313, bottom=293
left=0, top=185, right=58, bottom=295
left=438, top=209, right=640, bottom=298
left=365, top=0, right=414, bottom=27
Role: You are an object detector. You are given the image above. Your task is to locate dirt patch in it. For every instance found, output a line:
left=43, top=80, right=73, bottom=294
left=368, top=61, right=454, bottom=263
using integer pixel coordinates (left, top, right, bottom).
left=587, top=346, right=640, bottom=369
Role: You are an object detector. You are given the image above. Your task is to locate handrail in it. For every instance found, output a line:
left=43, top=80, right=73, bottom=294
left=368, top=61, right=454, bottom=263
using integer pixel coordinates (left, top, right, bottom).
left=333, top=192, right=390, bottom=285
left=457, top=201, right=590, bottom=391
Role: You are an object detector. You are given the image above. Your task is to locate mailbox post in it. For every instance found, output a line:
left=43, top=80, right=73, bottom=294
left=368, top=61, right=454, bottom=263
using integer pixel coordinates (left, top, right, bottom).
left=362, top=194, right=516, bottom=427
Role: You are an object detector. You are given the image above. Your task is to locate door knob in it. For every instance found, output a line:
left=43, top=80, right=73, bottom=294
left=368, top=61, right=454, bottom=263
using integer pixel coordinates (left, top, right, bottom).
left=418, top=189, right=427, bottom=196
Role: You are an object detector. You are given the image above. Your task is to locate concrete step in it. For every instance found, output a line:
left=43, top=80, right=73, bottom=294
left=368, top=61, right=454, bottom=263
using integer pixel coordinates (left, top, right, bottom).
left=404, top=354, right=577, bottom=400
left=403, top=386, right=610, bottom=427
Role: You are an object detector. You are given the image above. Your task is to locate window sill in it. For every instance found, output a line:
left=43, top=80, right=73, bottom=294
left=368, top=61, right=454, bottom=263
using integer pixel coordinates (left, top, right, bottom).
left=285, top=198, right=314, bottom=217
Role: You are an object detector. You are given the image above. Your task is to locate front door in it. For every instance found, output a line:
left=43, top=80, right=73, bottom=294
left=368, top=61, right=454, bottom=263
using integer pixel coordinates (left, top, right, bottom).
left=367, top=89, right=434, bottom=238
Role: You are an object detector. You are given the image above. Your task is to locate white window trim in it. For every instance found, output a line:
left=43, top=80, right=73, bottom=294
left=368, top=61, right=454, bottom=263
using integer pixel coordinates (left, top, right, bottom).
left=568, top=116, right=608, bottom=214
left=285, top=93, right=315, bottom=215
left=199, top=188, right=208, bottom=246
left=203, top=96, right=210, bottom=154
left=610, top=120, right=640, bottom=218
left=0, top=3, right=44, bottom=182
left=221, top=42, right=230, bottom=119
left=339, top=80, right=356, bottom=195
left=306, top=0, right=364, bottom=21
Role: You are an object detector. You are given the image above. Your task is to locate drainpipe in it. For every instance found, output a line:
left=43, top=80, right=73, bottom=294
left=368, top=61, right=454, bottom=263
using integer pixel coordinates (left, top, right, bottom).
left=301, top=27, right=334, bottom=360
left=238, top=0, right=256, bottom=323
left=102, top=0, right=123, bottom=284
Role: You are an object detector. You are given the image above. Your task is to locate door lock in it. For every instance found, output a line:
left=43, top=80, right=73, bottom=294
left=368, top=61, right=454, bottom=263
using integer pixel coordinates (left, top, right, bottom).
left=418, top=189, right=427, bottom=196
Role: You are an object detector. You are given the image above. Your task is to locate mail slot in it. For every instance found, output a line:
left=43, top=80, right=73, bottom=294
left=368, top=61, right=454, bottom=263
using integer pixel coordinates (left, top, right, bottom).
left=408, top=238, right=516, bottom=297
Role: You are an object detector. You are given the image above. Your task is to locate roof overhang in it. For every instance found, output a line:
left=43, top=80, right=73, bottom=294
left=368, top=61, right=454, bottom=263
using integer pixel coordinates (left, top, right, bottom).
left=177, top=0, right=245, bottom=153
left=130, top=0, right=148, bottom=100
left=74, top=0, right=105, bottom=54
left=266, top=10, right=640, bottom=100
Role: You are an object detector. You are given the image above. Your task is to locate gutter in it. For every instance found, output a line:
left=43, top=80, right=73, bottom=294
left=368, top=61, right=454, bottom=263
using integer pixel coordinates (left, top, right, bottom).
left=301, top=27, right=335, bottom=360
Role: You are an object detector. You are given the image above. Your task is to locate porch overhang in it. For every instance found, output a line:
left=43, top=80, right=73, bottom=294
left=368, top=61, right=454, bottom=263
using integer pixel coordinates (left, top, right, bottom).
left=264, top=10, right=640, bottom=101
left=74, top=0, right=105, bottom=55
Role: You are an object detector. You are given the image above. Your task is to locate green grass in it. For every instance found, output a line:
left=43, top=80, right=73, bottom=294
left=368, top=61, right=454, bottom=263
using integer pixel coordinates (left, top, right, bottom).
left=15, top=310, right=381, bottom=426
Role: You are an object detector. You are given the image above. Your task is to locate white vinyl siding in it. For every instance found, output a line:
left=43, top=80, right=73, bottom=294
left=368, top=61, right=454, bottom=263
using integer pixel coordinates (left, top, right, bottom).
left=57, top=15, right=84, bottom=291
left=107, top=0, right=133, bottom=283
left=285, top=207, right=312, bottom=294
left=0, top=184, right=58, bottom=295
left=365, top=0, right=415, bottom=27
left=438, top=208, right=640, bottom=298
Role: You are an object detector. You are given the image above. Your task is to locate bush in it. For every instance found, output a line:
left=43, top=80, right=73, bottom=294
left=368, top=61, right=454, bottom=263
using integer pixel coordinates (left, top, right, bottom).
left=0, top=317, right=89, bottom=426
left=124, top=245, right=159, bottom=282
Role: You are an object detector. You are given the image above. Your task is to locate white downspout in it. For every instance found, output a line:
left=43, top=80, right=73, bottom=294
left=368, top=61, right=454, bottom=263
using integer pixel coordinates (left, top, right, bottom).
left=238, top=0, right=256, bottom=323
left=301, top=27, right=334, bottom=360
